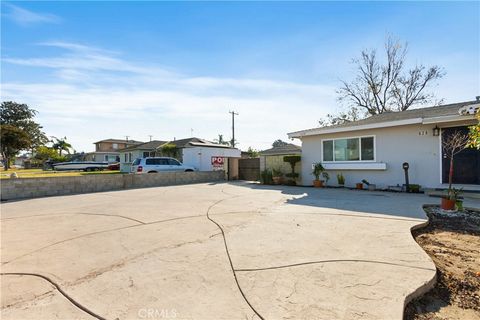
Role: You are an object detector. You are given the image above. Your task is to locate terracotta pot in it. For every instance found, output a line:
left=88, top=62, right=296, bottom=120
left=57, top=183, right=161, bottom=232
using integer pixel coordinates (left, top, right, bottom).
left=356, top=183, right=363, bottom=190
left=441, top=198, right=456, bottom=210
left=272, top=176, right=282, bottom=185
left=313, top=180, right=324, bottom=188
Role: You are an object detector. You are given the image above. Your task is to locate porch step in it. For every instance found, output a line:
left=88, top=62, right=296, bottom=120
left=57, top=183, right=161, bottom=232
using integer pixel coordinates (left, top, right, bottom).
left=425, top=188, right=480, bottom=200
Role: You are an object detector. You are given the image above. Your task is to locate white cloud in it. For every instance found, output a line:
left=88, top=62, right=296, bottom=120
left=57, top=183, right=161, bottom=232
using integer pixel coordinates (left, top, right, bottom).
left=2, top=42, right=337, bottom=152
left=4, top=4, right=61, bottom=26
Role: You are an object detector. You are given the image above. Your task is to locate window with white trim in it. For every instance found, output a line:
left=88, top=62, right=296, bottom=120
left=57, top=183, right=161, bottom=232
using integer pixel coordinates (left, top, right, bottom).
left=322, top=136, right=375, bottom=162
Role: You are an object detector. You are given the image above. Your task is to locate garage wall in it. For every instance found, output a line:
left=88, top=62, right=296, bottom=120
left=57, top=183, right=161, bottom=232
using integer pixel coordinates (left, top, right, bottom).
left=1, top=171, right=225, bottom=201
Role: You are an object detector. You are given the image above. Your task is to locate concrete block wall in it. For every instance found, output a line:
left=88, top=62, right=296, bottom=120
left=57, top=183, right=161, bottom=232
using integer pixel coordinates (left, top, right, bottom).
left=0, top=171, right=225, bottom=201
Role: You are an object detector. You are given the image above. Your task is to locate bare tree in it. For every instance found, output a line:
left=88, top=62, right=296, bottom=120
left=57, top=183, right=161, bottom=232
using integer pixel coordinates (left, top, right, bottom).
left=442, top=131, right=469, bottom=191
left=336, top=37, right=444, bottom=119
left=319, top=106, right=362, bottom=127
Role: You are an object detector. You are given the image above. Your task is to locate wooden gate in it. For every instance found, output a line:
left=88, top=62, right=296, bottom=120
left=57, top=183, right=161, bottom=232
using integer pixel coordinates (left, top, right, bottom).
left=238, top=158, right=260, bottom=181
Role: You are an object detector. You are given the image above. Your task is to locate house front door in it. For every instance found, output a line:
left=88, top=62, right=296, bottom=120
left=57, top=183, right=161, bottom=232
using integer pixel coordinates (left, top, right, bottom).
left=442, top=126, right=480, bottom=185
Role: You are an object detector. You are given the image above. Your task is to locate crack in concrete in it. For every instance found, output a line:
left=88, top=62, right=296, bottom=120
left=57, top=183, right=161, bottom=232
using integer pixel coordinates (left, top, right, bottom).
left=0, top=273, right=105, bottom=320
left=205, top=192, right=266, bottom=320
left=1, top=212, right=146, bottom=224
left=235, top=259, right=436, bottom=272
left=2, top=214, right=208, bottom=265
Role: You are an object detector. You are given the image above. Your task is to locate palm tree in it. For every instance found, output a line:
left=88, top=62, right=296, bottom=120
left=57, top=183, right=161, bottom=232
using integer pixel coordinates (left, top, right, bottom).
left=214, top=134, right=229, bottom=146
left=51, top=136, right=72, bottom=156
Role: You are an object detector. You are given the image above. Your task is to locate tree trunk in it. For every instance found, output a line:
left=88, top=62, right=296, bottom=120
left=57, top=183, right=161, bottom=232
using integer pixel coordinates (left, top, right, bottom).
left=448, top=156, right=454, bottom=191
left=4, top=156, right=10, bottom=171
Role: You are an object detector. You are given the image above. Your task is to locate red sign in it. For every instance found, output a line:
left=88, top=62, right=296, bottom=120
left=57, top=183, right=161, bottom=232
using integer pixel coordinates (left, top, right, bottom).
left=211, top=157, right=225, bottom=166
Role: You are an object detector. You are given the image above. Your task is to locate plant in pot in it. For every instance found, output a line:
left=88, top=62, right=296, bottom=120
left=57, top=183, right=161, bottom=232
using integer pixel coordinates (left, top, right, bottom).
left=442, top=188, right=463, bottom=211
left=362, top=179, right=376, bottom=191
left=312, top=163, right=325, bottom=187
left=441, top=131, right=469, bottom=210
left=337, top=173, right=345, bottom=187
left=283, top=155, right=301, bottom=186
left=356, top=182, right=363, bottom=190
left=408, top=184, right=421, bottom=193
left=272, top=168, right=284, bottom=185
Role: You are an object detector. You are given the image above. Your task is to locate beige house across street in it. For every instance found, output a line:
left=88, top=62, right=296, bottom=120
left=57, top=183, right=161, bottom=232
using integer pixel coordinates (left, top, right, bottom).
left=288, top=99, right=480, bottom=190
left=85, top=139, right=143, bottom=163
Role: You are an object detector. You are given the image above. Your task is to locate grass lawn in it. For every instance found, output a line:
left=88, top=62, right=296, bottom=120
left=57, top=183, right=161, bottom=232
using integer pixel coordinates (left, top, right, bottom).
left=0, top=168, right=123, bottom=179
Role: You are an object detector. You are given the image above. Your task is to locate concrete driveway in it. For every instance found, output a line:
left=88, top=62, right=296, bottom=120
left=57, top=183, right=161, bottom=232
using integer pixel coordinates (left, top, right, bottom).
left=3, top=182, right=476, bottom=319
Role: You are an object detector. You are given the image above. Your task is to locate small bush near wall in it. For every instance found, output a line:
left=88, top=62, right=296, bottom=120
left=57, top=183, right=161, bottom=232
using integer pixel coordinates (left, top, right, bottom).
left=260, top=169, right=273, bottom=185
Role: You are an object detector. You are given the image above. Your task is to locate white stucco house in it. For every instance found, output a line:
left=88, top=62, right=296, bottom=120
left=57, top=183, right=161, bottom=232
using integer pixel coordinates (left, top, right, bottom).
left=288, top=99, right=480, bottom=190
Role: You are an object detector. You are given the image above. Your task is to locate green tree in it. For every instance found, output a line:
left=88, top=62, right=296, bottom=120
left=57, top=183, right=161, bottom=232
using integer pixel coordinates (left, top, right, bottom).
left=246, top=147, right=259, bottom=158
left=468, top=110, right=480, bottom=149
left=272, top=140, right=288, bottom=148
left=0, top=101, right=47, bottom=170
left=160, top=143, right=178, bottom=158
left=51, top=136, right=73, bottom=156
left=1, top=125, right=31, bottom=169
left=33, top=146, right=67, bottom=165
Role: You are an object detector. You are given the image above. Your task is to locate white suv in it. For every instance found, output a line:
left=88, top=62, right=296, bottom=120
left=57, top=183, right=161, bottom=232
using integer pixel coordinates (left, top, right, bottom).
left=131, top=157, right=196, bottom=173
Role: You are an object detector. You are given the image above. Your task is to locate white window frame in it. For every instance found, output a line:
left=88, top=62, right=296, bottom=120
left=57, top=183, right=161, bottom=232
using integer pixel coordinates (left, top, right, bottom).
left=321, top=135, right=376, bottom=162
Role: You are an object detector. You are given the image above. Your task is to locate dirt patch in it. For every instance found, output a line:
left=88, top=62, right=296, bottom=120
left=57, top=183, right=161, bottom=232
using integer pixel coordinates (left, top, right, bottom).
left=404, top=205, right=480, bottom=320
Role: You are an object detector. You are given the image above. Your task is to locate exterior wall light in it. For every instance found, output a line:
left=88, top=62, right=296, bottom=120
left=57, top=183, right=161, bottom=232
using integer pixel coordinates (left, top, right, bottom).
left=433, top=125, right=440, bottom=136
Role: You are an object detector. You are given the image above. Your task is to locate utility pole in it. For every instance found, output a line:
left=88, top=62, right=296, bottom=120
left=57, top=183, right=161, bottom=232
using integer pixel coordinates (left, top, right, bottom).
left=148, top=135, right=153, bottom=142
left=229, top=110, right=239, bottom=147
left=125, top=136, right=130, bottom=141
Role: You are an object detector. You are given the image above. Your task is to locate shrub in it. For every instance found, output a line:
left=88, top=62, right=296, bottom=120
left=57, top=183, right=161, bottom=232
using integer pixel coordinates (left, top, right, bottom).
left=337, top=173, right=345, bottom=185
left=283, top=155, right=301, bottom=185
left=272, top=168, right=284, bottom=177
left=260, top=169, right=273, bottom=185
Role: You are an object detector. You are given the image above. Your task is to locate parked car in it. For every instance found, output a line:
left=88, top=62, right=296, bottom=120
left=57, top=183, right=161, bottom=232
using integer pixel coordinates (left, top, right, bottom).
left=131, top=157, right=196, bottom=173
left=107, top=162, right=120, bottom=170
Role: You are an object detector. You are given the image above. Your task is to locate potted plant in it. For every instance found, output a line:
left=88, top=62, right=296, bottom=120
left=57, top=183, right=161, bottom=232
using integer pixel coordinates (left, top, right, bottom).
left=283, top=155, right=301, bottom=186
left=408, top=184, right=421, bottom=193
left=272, top=168, right=284, bottom=185
left=362, top=179, right=376, bottom=191
left=312, top=163, right=325, bottom=187
left=337, top=173, right=345, bottom=187
left=441, top=131, right=469, bottom=210
left=356, top=182, right=363, bottom=190
left=442, top=188, right=462, bottom=211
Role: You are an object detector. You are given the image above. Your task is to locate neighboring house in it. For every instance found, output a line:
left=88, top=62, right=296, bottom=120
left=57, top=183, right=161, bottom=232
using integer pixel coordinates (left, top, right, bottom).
left=288, top=100, right=480, bottom=190
left=85, top=139, right=143, bottom=163
left=118, top=137, right=241, bottom=173
left=118, top=140, right=168, bottom=172
left=180, top=138, right=240, bottom=172
left=259, top=143, right=301, bottom=175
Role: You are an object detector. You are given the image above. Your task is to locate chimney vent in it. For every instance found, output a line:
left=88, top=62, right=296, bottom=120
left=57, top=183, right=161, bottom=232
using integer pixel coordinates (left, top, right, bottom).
left=476, top=96, right=480, bottom=102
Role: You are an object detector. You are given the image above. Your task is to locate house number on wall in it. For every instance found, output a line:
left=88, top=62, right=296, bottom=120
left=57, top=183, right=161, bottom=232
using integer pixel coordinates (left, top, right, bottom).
left=418, top=130, right=428, bottom=136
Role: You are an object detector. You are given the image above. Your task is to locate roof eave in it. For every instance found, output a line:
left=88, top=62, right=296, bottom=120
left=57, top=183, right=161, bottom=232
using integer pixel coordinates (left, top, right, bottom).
left=422, top=114, right=476, bottom=124
left=288, top=118, right=422, bottom=138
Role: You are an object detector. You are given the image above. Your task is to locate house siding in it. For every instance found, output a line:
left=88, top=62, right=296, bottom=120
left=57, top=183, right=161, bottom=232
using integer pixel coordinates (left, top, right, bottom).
left=299, top=121, right=473, bottom=189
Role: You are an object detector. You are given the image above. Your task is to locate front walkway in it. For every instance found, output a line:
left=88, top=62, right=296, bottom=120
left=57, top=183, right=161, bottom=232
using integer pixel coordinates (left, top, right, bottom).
left=2, top=183, right=477, bottom=319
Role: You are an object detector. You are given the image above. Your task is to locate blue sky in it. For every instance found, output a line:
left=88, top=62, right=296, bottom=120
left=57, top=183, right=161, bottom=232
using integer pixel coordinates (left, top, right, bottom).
left=1, top=1, right=479, bottom=152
